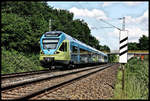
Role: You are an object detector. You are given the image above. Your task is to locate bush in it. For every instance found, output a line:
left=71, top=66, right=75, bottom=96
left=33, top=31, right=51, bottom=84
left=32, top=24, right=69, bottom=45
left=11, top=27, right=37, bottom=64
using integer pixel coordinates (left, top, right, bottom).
left=1, top=47, right=44, bottom=74
left=113, top=56, right=148, bottom=99
left=125, top=57, right=149, bottom=99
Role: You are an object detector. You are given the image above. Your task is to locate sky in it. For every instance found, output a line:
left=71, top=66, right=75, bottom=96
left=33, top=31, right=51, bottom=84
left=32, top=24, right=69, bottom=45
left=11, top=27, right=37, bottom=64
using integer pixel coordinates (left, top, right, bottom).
left=47, top=1, right=149, bottom=50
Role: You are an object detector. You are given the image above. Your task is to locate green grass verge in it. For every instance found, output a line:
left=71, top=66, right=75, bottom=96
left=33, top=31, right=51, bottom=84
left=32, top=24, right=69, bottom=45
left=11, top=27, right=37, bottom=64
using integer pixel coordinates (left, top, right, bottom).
left=1, top=47, right=45, bottom=74
left=112, top=56, right=149, bottom=99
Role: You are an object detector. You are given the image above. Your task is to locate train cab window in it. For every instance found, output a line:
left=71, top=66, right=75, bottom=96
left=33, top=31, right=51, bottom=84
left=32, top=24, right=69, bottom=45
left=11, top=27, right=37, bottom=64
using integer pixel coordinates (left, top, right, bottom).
left=72, top=46, right=78, bottom=53
left=42, top=39, right=59, bottom=49
left=59, top=42, right=67, bottom=52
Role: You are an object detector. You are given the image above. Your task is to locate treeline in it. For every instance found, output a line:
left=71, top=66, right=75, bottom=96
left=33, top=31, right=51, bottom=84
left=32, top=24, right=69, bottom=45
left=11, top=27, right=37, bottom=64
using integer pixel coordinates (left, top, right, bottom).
left=1, top=1, right=110, bottom=54
left=128, top=35, right=149, bottom=50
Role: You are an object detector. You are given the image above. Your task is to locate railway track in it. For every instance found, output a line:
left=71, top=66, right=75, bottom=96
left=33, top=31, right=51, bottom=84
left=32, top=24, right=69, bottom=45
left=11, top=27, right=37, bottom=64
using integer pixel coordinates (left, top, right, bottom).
left=1, top=64, right=108, bottom=90
left=1, top=69, right=50, bottom=79
left=1, top=63, right=118, bottom=100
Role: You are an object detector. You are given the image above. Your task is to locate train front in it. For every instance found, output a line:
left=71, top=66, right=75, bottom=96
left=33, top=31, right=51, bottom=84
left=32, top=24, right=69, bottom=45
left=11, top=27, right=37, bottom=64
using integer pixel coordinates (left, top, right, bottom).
left=39, top=31, right=70, bottom=68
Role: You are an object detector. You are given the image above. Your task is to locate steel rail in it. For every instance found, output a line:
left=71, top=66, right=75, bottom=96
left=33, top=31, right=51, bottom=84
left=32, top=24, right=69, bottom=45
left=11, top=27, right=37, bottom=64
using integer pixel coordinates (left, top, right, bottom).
left=1, top=64, right=111, bottom=91
left=2, top=63, right=119, bottom=100
left=1, top=69, right=50, bottom=79
left=20, top=64, right=118, bottom=100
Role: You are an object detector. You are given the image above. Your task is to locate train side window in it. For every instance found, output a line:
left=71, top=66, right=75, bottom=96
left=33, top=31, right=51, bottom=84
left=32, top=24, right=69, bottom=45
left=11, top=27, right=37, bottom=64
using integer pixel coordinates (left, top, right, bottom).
left=59, top=42, right=67, bottom=52
left=104, top=56, right=107, bottom=60
left=72, top=46, right=78, bottom=53
left=80, top=48, right=88, bottom=54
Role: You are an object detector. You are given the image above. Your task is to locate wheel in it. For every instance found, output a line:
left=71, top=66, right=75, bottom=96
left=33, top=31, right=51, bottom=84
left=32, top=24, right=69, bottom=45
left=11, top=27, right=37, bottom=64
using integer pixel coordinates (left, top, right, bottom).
left=67, top=63, right=75, bottom=69
left=75, top=64, right=80, bottom=68
left=51, top=66, right=55, bottom=69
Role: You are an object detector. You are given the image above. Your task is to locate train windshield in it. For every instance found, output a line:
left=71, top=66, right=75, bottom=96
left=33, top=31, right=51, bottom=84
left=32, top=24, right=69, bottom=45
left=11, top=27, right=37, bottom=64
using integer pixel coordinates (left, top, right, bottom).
left=42, top=39, right=59, bottom=49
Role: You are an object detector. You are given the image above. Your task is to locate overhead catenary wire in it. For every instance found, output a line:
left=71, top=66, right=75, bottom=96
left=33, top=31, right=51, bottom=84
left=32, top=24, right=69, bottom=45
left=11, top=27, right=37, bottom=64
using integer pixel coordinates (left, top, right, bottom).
left=76, top=2, right=116, bottom=48
left=76, top=2, right=99, bottom=30
left=99, top=19, right=122, bottom=31
left=76, top=2, right=123, bottom=31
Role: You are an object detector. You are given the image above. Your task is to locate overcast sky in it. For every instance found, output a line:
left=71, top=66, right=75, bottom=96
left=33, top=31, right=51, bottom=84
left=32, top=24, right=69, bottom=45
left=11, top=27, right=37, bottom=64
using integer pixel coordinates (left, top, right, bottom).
left=47, top=1, right=148, bottom=50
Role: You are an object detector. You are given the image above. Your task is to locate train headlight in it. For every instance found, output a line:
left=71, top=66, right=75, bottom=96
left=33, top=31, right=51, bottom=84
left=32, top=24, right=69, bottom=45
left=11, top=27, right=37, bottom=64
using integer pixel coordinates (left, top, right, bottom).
left=54, top=51, right=60, bottom=54
left=41, top=51, right=44, bottom=54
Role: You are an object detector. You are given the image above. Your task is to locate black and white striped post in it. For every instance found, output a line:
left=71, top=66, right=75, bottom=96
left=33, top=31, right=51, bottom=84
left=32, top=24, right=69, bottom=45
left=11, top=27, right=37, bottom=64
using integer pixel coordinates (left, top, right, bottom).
left=119, top=30, right=128, bottom=91
left=119, top=17, right=128, bottom=91
left=119, top=30, right=128, bottom=63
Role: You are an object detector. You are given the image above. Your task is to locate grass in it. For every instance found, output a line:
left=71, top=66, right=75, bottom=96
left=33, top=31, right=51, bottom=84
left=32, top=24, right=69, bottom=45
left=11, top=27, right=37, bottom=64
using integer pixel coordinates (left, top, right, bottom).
left=113, top=56, right=149, bottom=99
left=1, top=47, right=44, bottom=74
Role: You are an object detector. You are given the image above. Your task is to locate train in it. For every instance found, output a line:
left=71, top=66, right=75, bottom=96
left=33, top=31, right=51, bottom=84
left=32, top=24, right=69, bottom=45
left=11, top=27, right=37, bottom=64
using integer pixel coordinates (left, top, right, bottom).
left=39, top=31, right=108, bottom=69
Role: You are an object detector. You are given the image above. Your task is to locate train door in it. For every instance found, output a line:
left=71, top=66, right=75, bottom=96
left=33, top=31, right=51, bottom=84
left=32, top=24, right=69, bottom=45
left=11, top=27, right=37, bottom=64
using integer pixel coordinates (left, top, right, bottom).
left=70, top=45, right=79, bottom=64
left=58, top=40, right=70, bottom=61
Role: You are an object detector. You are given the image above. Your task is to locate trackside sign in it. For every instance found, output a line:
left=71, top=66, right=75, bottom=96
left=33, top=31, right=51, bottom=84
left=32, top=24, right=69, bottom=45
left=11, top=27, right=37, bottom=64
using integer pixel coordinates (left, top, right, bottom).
left=119, top=30, right=128, bottom=63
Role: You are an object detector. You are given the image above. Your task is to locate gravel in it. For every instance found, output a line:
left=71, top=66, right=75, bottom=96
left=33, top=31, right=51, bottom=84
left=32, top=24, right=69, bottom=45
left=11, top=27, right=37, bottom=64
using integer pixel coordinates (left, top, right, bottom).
left=31, top=64, right=119, bottom=100
left=2, top=65, right=102, bottom=88
left=2, top=65, right=107, bottom=100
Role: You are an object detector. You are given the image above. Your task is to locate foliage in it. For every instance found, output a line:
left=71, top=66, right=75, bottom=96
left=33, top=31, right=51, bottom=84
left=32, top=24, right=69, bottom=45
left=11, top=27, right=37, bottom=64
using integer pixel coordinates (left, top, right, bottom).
left=1, top=47, right=44, bottom=74
left=99, top=45, right=110, bottom=52
left=128, top=42, right=139, bottom=50
left=1, top=1, right=110, bottom=54
left=108, top=54, right=118, bottom=63
left=1, top=13, right=32, bottom=52
left=128, top=35, right=149, bottom=50
left=113, top=56, right=149, bottom=99
left=138, top=35, right=149, bottom=50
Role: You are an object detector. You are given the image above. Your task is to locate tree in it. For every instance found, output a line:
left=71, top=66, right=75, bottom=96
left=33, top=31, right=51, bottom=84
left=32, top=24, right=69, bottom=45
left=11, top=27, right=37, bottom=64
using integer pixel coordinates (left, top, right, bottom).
left=1, top=13, right=32, bottom=52
left=139, top=35, right=149, bottom=50
left=128, top=35, right=149, bottom=50
left=1, top=1, right=110, bottom=53
left=99, top=45, right=110, bottom=52
left=1, top=1, right=50, bottom=53
left=128, top=42, right=139, bottom=50
left=108, top=54, right=118, bottom=63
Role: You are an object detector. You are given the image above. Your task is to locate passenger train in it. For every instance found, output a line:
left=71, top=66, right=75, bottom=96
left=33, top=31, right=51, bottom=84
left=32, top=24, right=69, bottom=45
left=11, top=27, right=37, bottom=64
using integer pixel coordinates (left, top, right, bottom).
left=40, top=31, right=108, bottom=69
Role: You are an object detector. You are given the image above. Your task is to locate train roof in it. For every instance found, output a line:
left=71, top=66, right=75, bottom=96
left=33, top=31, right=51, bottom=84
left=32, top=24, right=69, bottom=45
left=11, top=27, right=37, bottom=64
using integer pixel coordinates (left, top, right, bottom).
left=45, top=31, right=107, bottom=56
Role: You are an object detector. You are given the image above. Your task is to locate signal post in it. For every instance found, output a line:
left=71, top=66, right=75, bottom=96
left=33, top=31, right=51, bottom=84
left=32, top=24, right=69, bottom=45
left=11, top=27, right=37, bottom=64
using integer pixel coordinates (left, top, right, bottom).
left=119, top=17, right=128, bottom=91
left=119, top=30, right=128, bottom=90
